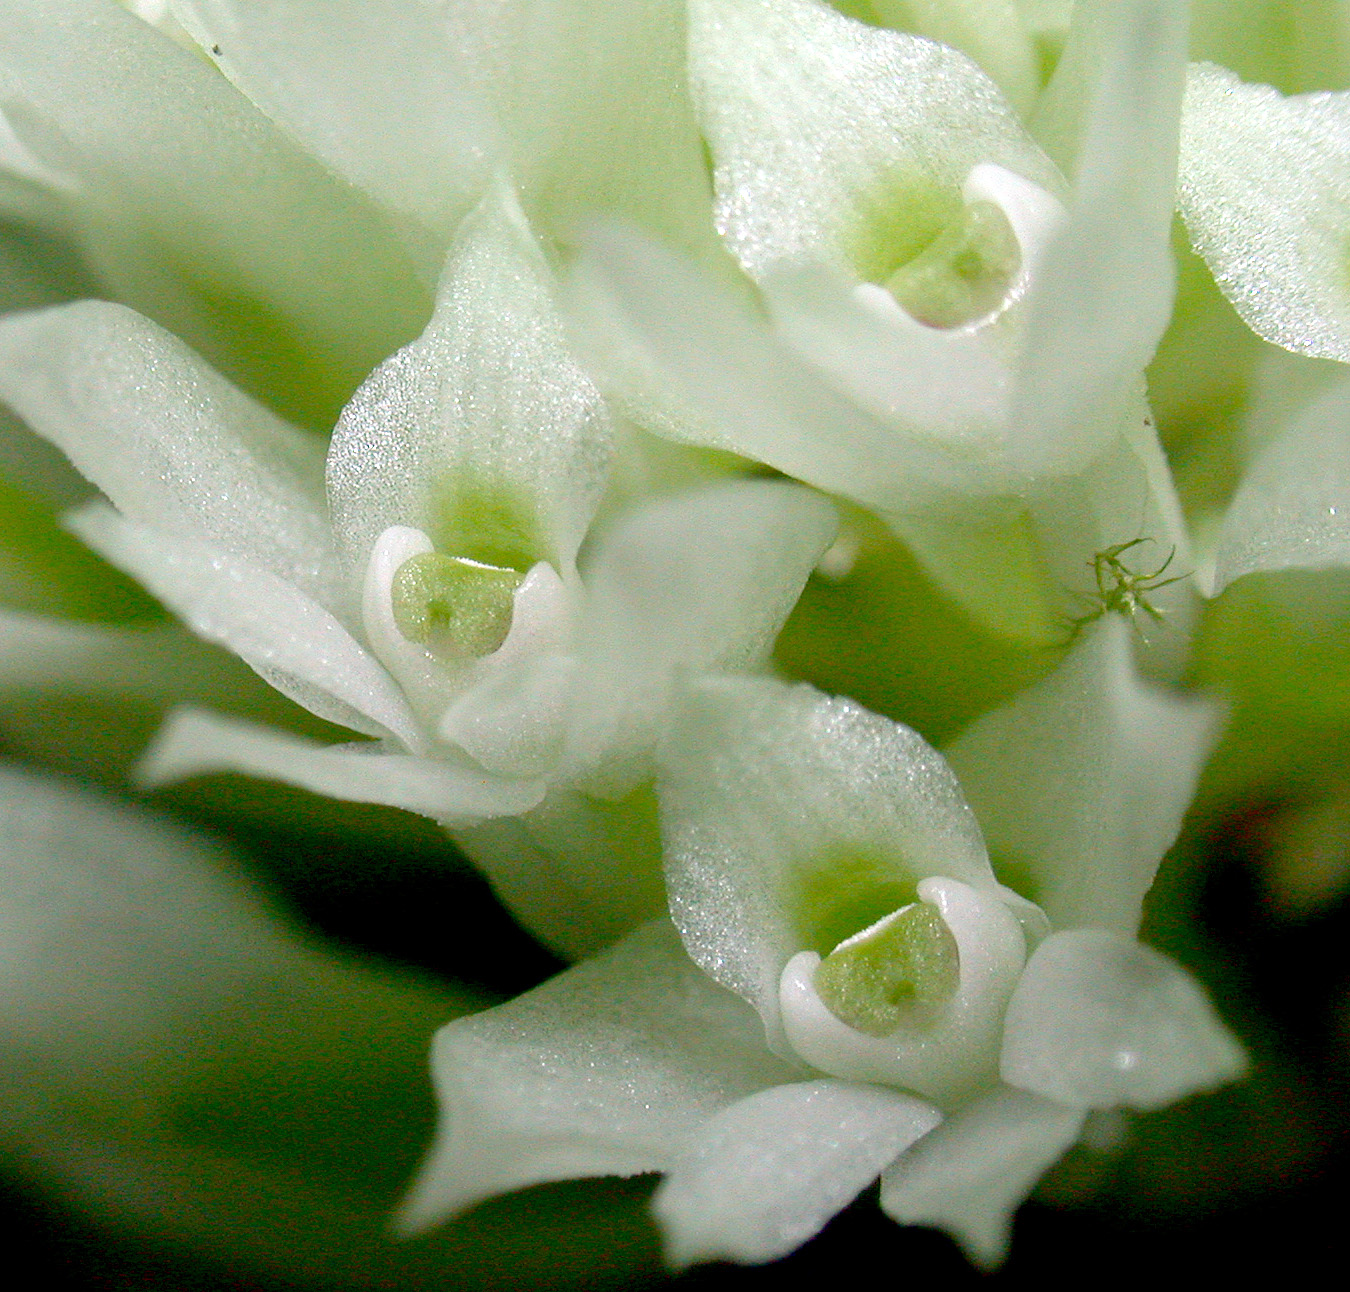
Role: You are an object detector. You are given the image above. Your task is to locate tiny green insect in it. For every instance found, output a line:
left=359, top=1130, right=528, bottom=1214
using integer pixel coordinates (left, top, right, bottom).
left=1065, top=537, right=1186, bottom=642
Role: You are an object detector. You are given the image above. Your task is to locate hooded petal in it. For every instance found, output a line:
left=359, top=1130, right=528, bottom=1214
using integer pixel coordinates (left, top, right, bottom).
left=687, top=0, right=1056, bottom=281
left=68, top=505, right=420, bottom=746
left=0, top=0, right=428, bottom=429
left=1178, top=62, right=1350, bottom=362
left=139, top=707, right=544, bottom=824
left=569, top=222, right=971, bottom=515
left=565, top=479, right=838, bottom=794
left=169, top=0, right=500, bottom=267
left=945, top=617, right=1221, bottom=936
left=398, top=920, right=795, bottom=1232
left=658, top=675, right=996, bottom=1039
left=654, top=1078, right=940, bottom=1268
left=0, top=300, right=341, bottom=610
left=327, top=182, right=611, bottom=580
left=879, top=1083, right=1085, bottom=1269
left=1000, top=929, right=1247, bottom=1109
left=1009, top=0, right=1187, bottom=476
left=1211, top=372, right=1350, bottom=593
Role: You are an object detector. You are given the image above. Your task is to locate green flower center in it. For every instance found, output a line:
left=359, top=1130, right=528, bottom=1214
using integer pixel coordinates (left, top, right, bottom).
left=813, top=901, right=960, bottom=1037
left=883, top=199, right=1020, bottom=328
left=390, top=552, right=525, bottom=661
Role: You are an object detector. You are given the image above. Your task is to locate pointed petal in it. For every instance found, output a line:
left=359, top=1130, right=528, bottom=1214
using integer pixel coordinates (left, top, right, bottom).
left=880, top=1084, right=1084, bottom=1269
left=655, top=1078, right=940, bottom=1268
left=1178, top=63, right=1350, bottom=362
left=567, top=480, right=838, bottom=794
left=0, top=300, right=341, bottom=609
left=140, top=707, right=544, bottom=824
left=328, top=183, right=611, bottom=577
left=945, top=617, right=1221, bottom=936
left=688, top=0, right=1055, bottom=281
left=658, top=675, right=995, bottom=1037
left=170, top=0, right=500, bottom=260
left=0, top=0, right=428, bottom=429
left=68, top=505, right=420, bottom=746
left=1000, top=929, right=1247, bottom=1109
left=398, top=920, right=795, bottom=1232
left=1010, top=0, right=1187, bottom=475
left=1211, top=373, right=1350, bottom=593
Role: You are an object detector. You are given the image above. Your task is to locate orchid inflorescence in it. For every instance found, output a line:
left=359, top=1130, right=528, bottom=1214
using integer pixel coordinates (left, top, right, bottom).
left=4, top=0, right=1350, bottom=1275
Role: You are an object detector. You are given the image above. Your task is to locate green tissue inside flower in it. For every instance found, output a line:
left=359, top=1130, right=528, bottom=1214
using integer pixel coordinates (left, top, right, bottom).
left=390, top=553, right=524, bottom=661
left=812, top=901, right=960, bottom=1037
left=844, top=171, right=960, bottom=284
left=883, top=199, right=1020, bottom=328
left=427, top=475, right=549, bottom=572
left=790, top=848, right=919, bottom=956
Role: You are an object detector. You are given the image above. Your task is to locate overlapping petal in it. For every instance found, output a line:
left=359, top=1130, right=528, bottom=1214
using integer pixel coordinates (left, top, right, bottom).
left=945, top=617, right=1222, bottom=935
left=400, top=920, right=796, bottom=1232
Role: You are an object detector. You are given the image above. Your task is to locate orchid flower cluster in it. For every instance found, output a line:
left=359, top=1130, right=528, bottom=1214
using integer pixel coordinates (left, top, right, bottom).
left=4, top=0, right=1350, bottom=1275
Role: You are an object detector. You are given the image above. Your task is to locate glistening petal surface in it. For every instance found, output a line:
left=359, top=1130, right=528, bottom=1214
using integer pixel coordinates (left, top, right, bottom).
left=399, top=920, right=794, bottom=1232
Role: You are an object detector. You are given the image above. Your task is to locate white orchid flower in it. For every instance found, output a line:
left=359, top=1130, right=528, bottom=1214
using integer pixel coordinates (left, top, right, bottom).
left=0, top=176, right=837, bottom=958
left=404, top=620, right=1242, bottom=1268
left=570, top=0, right=1193, bottom=647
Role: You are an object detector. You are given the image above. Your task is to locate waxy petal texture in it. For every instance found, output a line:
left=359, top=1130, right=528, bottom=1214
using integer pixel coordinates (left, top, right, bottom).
left=400, top=920, right=795, bottom=1232
left=946, top=618, right=1221, bottom=936
left=654, top=1078, right=940, bottom=1267
left=880, top=1083, right=1085, bottom=1268
left=1179, top=62, right=1350, bottom=363
left=1000, top=929, right=1247, bottom=1109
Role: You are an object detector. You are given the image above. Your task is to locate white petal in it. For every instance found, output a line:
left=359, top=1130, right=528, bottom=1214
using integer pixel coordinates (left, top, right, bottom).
left=569, top=223, right=968, bottom=515
left=1178, top=63, right=1350, bottom=362
left=1010, top=0, right=1187, bottom=476
left=0, top=301, right=341, bottom=610
left=140, top=707, right=544, bottom=825
left=654, top=1078, right=941, bottom=1268
left=434, top=0, right=718, bottom=262
left=0, top=0, right=427, bottom=427
left=68, top=504, right=421, bottom=747
left=659, top=676, right=996, bottom=1040
left=1211, top=373, right=1350, bottom=593
left=1000, top=929, right=1247, bottom=1110
left=566, top=479, right=837, bottom=794
left=398, top=920, right=795, bottom=1232
left=779, top=877, right=1026, bottom=1106
left=870, top=0, right=1040, bottom=115
left=945, top=617, right=1221, bottom=935
left=880, top=1083, right=1085, bottom=1269
left=688, top=0, right=1056, bottom=280
left=170, top=0, right=500, bottom=265
left=327, top=182, right=611, bottom=578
